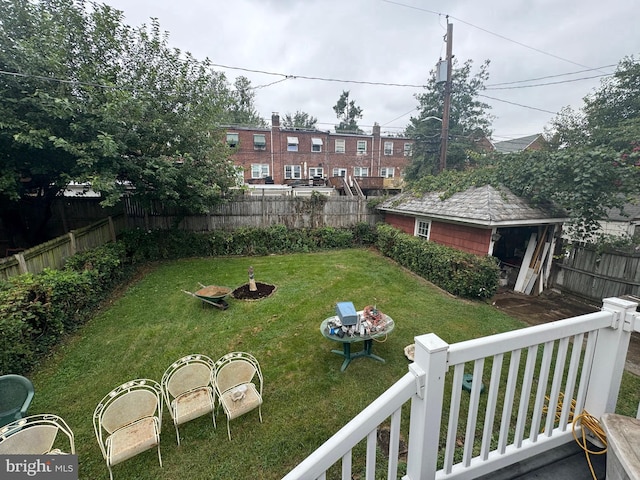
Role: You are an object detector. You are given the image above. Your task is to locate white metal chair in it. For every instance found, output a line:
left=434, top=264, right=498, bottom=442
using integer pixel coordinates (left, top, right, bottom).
left=161, top=354, right=216, bottom=445
left=213, top=351, right=263, bottom=440
left=0, top=413, right=75, bottom=454
left=93, top=379, right=162, bottom=480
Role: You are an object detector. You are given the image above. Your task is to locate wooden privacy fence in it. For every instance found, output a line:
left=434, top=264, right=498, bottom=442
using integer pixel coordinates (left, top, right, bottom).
left=0, top=215, right=125, bottom=281
left=554, top=246, right=640, bottom=301
left=124, top=196, right=380, bottom=231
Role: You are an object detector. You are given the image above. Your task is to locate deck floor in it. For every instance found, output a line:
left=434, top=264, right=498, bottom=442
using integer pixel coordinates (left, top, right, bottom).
left=475, top=441, right=606, bottom=480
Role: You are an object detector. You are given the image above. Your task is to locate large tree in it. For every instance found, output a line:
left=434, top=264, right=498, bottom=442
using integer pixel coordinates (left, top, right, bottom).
left=0, top=0, right=239, bottom=246
left=282, top=110, right=317, bottom=129
left=225, top=76, right=267, bottom=127
left=404, top=59, right=493, bottom=178
left=550, top=56, right=640, bottom=152
left=333, top=91, right=363, bottom=133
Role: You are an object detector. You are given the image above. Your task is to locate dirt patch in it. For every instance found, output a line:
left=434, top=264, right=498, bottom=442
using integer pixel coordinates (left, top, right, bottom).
left=491, top=290, right=640, bottom=377
left=231, top=282, right=276, bottom=300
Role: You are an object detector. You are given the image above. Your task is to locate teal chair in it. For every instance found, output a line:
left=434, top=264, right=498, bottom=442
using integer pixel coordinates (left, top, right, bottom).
left=0, top=375, right=35, bottom=427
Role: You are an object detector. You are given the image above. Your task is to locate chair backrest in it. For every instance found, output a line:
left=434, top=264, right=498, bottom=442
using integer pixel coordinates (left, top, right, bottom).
left=94, top=379, right=161, bottom=440
left=0, top=414, right=75, bottom=454
left=162, top=355, right=214, bottom=400
left=214, top=352, right=262, bottom=395
left=0, top=375, right=35, bottom=427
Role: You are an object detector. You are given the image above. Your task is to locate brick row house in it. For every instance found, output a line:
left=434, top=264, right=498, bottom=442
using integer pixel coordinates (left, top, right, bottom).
left=225, top=114, right=414, bottom=191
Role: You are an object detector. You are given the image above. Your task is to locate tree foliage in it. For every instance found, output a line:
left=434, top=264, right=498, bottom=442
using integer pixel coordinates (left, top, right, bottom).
left=225, top=76, right=267, bottom=127
left=405, top=59, right=493, bottom=178
left=282, top=110, right=318, bottom=129
left=550, top=56, right=640, bottom=151
left=0, top=0, right=240, bottom=246
left=333, top=90, right=363, bottom=133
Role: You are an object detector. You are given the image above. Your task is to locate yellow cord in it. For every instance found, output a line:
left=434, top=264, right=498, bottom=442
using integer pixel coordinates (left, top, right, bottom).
left=543, top=393, right=606, bottom=480
left=572, top=411, right=607, bottom=480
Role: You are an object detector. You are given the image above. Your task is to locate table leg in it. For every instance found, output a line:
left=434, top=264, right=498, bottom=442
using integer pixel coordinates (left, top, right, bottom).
left=330, top=340, right=385, bottom=371
left=330, top=343, right=352, bottom=372
left=362, top=339, right=385, bottom=363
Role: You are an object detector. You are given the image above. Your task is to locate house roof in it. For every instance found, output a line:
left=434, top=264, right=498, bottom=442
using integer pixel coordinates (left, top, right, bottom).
left=378, top=184, right=568, bottom=227
left=603, top=198, right=640, bottom=222
left=492, top=134, right=543, bottom=153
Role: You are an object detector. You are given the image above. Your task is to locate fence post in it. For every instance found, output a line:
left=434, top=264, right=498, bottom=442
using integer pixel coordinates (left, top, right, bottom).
left=68, top=231, right=77, bottom=255
left=108, top=216, right=116, bottom=242
left=403, top=333, right=449, bottom=480
left=584, top=297, right=637, bottom=417
left=14, top=252, right=27, bottom=274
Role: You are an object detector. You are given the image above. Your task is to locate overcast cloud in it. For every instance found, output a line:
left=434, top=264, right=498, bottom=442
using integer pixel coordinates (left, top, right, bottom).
left=102, top=0, right=638, bottom=141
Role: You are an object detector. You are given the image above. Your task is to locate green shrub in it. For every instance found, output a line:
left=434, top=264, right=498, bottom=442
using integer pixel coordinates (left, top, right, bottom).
left=375, top=224, right=499, bottom=299
left=120, top=224, right=378, bottom=262
left=0, top=241, right=131, bottom=375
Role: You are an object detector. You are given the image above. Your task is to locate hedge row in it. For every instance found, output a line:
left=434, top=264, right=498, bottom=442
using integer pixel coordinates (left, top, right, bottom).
left=0, top=242, right=130, bottom=375
left=1, top=222, right=499, bottom=375
left=375, top=224, right=500, bottom=299
left=119, top=223, right=377, bottom=262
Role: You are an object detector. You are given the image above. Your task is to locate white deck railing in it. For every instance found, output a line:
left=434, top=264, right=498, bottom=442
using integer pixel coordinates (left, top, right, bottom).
left=282, top=297, right=639, bottom=480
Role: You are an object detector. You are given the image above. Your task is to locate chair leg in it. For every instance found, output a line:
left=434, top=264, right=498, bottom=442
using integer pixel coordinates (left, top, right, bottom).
left=157, top=442, right=163, bottom=468
left=258, top=405, right=263, bottom=423
left=226, top=417, right=231, bottom=441
left=174, top=423, right=181, bottom=446
left=107, top=463, right=113, bottom=480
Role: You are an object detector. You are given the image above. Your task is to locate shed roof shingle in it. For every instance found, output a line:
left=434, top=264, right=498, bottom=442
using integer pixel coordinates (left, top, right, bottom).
left=379, top=185, right=567, bottom=226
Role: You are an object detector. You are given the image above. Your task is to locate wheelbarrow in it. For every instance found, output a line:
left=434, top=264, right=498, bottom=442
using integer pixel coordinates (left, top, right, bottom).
left=183, top=283, right=231, bottom=310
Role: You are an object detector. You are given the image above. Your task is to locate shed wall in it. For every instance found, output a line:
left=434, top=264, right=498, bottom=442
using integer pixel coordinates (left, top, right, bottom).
left=429, top=221, right=491, bottom=256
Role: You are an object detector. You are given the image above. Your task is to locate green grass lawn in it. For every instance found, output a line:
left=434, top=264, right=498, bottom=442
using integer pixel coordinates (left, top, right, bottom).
left=28, top=248, right=639, bottom=480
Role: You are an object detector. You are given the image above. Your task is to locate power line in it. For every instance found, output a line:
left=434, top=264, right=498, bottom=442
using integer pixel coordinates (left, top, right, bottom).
left=210, top=63, right=427, bottom=88
left=380, top=0, right=603, bottom=72
left=479, top=94, right=558, bottom=115
left=486, top=64, right=617, bottom=87
left=485, top=72, right=612, bottom=90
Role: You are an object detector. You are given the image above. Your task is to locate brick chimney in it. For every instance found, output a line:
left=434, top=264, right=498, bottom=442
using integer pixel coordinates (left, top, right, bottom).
left=271, top=112, right=280, bottom=128
left=373, top=122, right=380, bottom=138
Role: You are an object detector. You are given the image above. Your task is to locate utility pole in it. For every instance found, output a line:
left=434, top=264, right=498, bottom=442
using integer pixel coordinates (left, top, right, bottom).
left=439, top=20, right=453, bottom=173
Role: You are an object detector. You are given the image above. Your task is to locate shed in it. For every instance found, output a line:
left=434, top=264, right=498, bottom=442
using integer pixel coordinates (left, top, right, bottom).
left=377, top=185, right=569, bottom=294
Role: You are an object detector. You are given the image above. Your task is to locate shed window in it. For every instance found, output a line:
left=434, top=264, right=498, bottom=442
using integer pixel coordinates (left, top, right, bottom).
left=416, top=220, right=430, bottom=239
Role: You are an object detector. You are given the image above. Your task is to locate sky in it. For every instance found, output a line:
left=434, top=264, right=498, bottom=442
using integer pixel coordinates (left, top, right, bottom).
left=100, top=0, right=638, bottom=142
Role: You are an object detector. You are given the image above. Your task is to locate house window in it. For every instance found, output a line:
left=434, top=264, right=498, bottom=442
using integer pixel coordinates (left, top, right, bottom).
left=287, top=136, right=299, bottom=152
left=416, top=219, right=430, bottom=239
left=311, top=138, right=323, bottom=152
left=253, top=134, right=266, bottom=150
left=354, top=167, right=368, bottom=177
left=333, top=168, right=347, bottom=177
left=404, top=143, right=412, bottom=156
left=309, top=167, right=324, bottom=178
left=251, top=164, right=269, bottom=179
left=380, top=167, right=395, bottom=178
left=357, top=140, right=367, bottom=155
left=284, top=165, right=302, bottom=179
left=226, top=132, right=239, bottom=147
left=335, top=139, right=345, bottom=153
left=384, top=141, right=393, bottom=155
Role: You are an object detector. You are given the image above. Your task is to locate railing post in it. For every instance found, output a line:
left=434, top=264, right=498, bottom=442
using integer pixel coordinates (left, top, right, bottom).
left=403, top=333, right=449, bottom=480
left=584, top=297, right=638, bottom=417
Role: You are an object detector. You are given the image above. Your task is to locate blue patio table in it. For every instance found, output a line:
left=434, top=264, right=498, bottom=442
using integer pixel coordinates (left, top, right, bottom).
left=320, top=313, right=394, bottom=372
